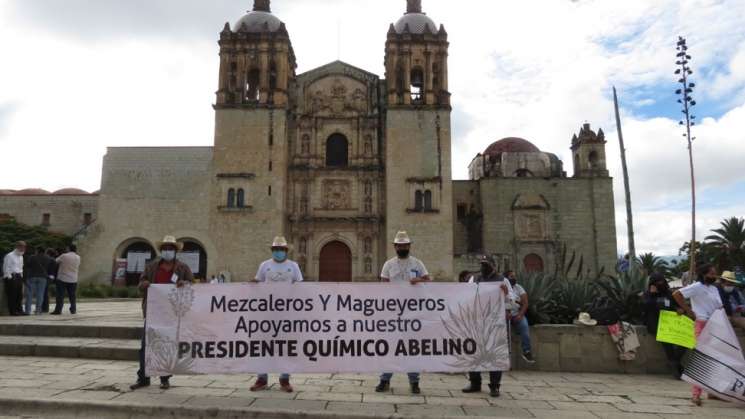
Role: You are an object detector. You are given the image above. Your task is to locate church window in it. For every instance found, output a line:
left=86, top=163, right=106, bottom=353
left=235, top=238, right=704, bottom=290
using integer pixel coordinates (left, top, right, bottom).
left=523, top=254, right=544, bottom=273
left=301, top=134, right=310, bottom=155
left=414, top=190, right=424, bottom=211
left=457, top=204, right=467, bottom=220
left=424, top=190, right=433, bottom=211
left=364, top=257, right=373, bottom=274
left=364, top=135, right=373, bottom=156
left=326, top=134, right=349, bottom=167
left=410, top=67, right=424, bottom=104
left=588, top=150, right=599, bottom=168
left=269, top=61, right=277, bottom=91
left=269, top=161, right=273, bottom=171
left=42, top=213, right=51, bottom=226
left=246, top=68, right=261, bottom=102
left=515, top=169, right=533, bottom=177
left=268, top=185, right=272, bottom=196
left=236, top=188, right=245, bottom=208
left=227, top=189, right=236, bottom=208
left=83, top=213, right=93, bottom=225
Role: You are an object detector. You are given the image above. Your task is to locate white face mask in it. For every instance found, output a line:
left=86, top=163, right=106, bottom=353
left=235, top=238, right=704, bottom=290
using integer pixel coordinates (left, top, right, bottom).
left=724, top=286, right=735, bottom=293
left=161, top=250, right=176, bottom=261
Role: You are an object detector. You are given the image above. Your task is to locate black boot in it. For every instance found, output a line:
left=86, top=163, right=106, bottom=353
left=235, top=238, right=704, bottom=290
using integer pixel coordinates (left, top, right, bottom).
left=375, top=380, right=390, bottom=392
left=489, top=384, right=500, bottom=398
left=130, top=379, right=150, bottom=391
left=462, top=382, right=481, bottom=393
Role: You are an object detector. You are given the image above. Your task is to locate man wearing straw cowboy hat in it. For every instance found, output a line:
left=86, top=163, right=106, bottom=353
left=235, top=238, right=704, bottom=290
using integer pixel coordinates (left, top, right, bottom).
left=719, top=271, right=745, bottom=329
left=250, top=236, right=304, bottom=393
left=130, top=235, right=193, bottom=391
left=375, top=231, right=430, bottom=395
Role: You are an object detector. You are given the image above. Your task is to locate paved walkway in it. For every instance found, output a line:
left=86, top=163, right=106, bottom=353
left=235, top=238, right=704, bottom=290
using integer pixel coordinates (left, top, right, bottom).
left=0, top=355, right=743, bottom=418
left=0, top=300, right=142, bottom=328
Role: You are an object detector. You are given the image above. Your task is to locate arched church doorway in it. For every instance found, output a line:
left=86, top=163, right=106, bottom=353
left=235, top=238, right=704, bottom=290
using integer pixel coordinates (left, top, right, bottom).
left=178, top=239, right=208, bottom=282
left=119, top=239, right=156, bottom=286
left=319, top=241, right=352, bottom=282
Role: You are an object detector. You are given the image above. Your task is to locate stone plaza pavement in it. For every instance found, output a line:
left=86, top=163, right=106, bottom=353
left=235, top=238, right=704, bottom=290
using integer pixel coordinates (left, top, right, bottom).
left=0, top=301, right=743, bottom=418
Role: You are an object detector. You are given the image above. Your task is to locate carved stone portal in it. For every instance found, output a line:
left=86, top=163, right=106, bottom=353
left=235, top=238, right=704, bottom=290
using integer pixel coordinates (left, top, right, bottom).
left=516, top=213, right=546, bottom=240
left=308, top=77, right=368, bottom=116
left=323, top=180, right=351, bottom=210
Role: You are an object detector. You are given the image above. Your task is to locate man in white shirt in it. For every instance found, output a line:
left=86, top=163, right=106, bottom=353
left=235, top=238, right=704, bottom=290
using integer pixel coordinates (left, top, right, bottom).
left=375, top=231, right=430, bottom=395
left=504, top=270, right=535, bottom=363
left=250, top=236, right=303, bottom=393
left=51, top=244, right=81, bottom=315
left=2, top=241, right=26, bottom=316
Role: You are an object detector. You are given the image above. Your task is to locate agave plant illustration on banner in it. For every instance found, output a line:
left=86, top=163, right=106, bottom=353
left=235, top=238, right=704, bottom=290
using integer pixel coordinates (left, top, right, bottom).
left=441, top=286, right=508, bottom=370
left=146, top=284, right=196, bottom=375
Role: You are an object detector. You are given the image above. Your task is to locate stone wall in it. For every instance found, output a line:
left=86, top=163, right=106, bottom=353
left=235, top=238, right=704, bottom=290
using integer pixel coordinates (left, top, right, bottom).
left=77, top=147, right=214, bottom=283
left=474, top=176, right=617, bottom=276
left=0, top=194, right=98, bottom=236
left=512, top=324, right=745, bottom=374
left=385, top=108, right=453, bottom=280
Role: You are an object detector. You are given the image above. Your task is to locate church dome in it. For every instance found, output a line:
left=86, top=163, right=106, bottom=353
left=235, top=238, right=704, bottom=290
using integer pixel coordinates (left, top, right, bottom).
left=484, top=137, right=541, bottom=157
left=53, top=188, right=89, bottom=195
left=394, top=13, right=438, bottom=34
left=232, top=1, right=282, bottom=33
left=14, top=188, right=51, bottom=195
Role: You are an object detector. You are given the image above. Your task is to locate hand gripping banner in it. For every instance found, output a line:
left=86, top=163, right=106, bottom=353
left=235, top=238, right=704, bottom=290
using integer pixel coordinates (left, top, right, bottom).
left=682, top=309, right=745, bottom=405
left=145, top=282, right=510, bottom=376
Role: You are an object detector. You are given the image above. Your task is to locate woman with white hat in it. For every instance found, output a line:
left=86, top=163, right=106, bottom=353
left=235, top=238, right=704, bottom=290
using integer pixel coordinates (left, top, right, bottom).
left=719, top=271, right=745, bottom=330
left=249, top=236, right=304, bottom=393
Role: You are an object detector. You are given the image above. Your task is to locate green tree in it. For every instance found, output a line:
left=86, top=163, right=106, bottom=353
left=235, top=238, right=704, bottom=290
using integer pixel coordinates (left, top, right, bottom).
left=636, top=252, right=669, bottom=276
left=705, top=217, right=745, bottom=271
left=0, top=220, right=72, bottom=255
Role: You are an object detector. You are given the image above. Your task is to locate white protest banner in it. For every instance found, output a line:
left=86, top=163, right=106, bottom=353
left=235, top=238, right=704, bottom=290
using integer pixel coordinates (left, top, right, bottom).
left=682, top=309, right=745, bottom=406
left=145, top=282, right=509, bottom=376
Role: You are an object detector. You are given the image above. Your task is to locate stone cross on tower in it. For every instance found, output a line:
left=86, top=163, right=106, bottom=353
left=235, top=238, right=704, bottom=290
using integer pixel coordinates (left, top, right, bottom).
left=253, top=0, right=271, bottom=12
left=407, top=0, right=422, bottom=14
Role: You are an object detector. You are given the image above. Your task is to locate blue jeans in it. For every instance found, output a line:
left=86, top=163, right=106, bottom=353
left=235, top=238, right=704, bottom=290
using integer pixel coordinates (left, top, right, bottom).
left=25, top=277, right=47, bottom=314
left=380, top=372, right=419, bottom=383
left=511, top=315, right=532, bottom=353
left=258, top=373, right=290, bottom=381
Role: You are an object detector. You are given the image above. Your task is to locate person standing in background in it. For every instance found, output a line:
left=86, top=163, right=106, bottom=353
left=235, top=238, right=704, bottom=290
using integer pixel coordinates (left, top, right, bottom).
left=24, top=247, right=52, bottom=315
left=2, top=241, right=26, bottom=316
left=643, top=272, right=685, bottom=378
left=51, top=244, right=81, bottom=315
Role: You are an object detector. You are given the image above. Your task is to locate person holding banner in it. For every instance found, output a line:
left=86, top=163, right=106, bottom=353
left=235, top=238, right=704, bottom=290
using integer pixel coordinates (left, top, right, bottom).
left=673, top=264, right=724, bottom=406
left=462, top=255, right=510, bottom=397
left=130, top=235, right=193, bottom=391
left=643, top=272, right=685, bottom=379
left=375, top=231, right=430, bottom=395
left=249, top=236, right=303, bottom=393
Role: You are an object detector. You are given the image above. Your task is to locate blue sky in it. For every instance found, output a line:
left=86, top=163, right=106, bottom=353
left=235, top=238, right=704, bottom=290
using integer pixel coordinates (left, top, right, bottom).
left=0, top=0, right=744, bottom=256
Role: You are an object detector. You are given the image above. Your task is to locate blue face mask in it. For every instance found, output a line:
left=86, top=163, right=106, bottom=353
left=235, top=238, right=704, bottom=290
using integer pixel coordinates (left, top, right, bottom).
left=272, top=250, right=287, bottom=262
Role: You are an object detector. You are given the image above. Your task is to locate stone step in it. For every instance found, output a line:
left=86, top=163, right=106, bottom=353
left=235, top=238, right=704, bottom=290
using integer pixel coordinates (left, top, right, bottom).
left=0, top=335, right=138, bottom=361
left=0, top=322, right=141, bottom=340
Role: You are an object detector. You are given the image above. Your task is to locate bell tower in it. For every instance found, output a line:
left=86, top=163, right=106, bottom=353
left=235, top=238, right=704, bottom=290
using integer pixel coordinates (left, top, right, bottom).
left=384, top=0, right=453, bottom=280
left=209, top=0, right=296, bottom=281
left=571, top=123, right=609, bottom=178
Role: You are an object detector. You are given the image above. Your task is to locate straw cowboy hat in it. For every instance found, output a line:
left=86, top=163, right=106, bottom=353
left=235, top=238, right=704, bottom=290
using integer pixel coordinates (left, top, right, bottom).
left=271, top=236, right=289, bottom=248
left=721, top=271, right=740, bottom=285
left=156, top=235, right=183, bottom=251
left=393, top=231, right=411, bottom=245
left=573, top=312, right=598, bottom=326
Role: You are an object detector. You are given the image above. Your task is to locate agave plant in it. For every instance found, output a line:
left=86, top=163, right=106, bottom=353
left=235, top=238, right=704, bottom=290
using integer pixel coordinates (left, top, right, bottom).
left=516, top=272, right=557, bottom=324
left=541, top=278, right=600, bottom=324
left=596, top=266, right=648, bottom=324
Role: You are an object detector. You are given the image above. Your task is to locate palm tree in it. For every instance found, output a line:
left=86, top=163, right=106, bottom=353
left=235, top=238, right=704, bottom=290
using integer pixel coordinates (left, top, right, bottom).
left=636, top=252, right=669, bottom=277
left=705, top=217, right=745, bottom=271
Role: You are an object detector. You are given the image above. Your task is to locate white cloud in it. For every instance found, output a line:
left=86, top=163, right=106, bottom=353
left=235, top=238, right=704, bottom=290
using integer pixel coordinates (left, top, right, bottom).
left=0, top=0, right=744, bottom=255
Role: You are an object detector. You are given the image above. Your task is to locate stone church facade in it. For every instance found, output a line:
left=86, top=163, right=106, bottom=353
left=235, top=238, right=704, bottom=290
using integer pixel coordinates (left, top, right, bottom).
left=0, top=0, right=617, bottom=284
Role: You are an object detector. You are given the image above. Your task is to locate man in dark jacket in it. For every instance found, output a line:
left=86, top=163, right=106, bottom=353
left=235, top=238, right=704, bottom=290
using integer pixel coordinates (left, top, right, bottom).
left=643, top=272, right=685, bottom=378
left=24, top=247, right=52, bottom=315
left=462, top=255, right=510, bottom=397
left=130, top=235, right=193, bottom=391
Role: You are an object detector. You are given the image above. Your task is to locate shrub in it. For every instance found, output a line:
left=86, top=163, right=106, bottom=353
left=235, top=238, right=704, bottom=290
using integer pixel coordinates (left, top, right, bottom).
left=77, top=282, right=139, bottom=299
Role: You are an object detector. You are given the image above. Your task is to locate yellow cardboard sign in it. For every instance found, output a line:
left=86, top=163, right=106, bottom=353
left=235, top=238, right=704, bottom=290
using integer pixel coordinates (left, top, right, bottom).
left=656, top=310, right=696, bottom=349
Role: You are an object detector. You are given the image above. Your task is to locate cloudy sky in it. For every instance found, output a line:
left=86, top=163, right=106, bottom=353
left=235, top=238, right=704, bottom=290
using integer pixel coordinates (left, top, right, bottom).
left=1, top=0, right=744, bottom=257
